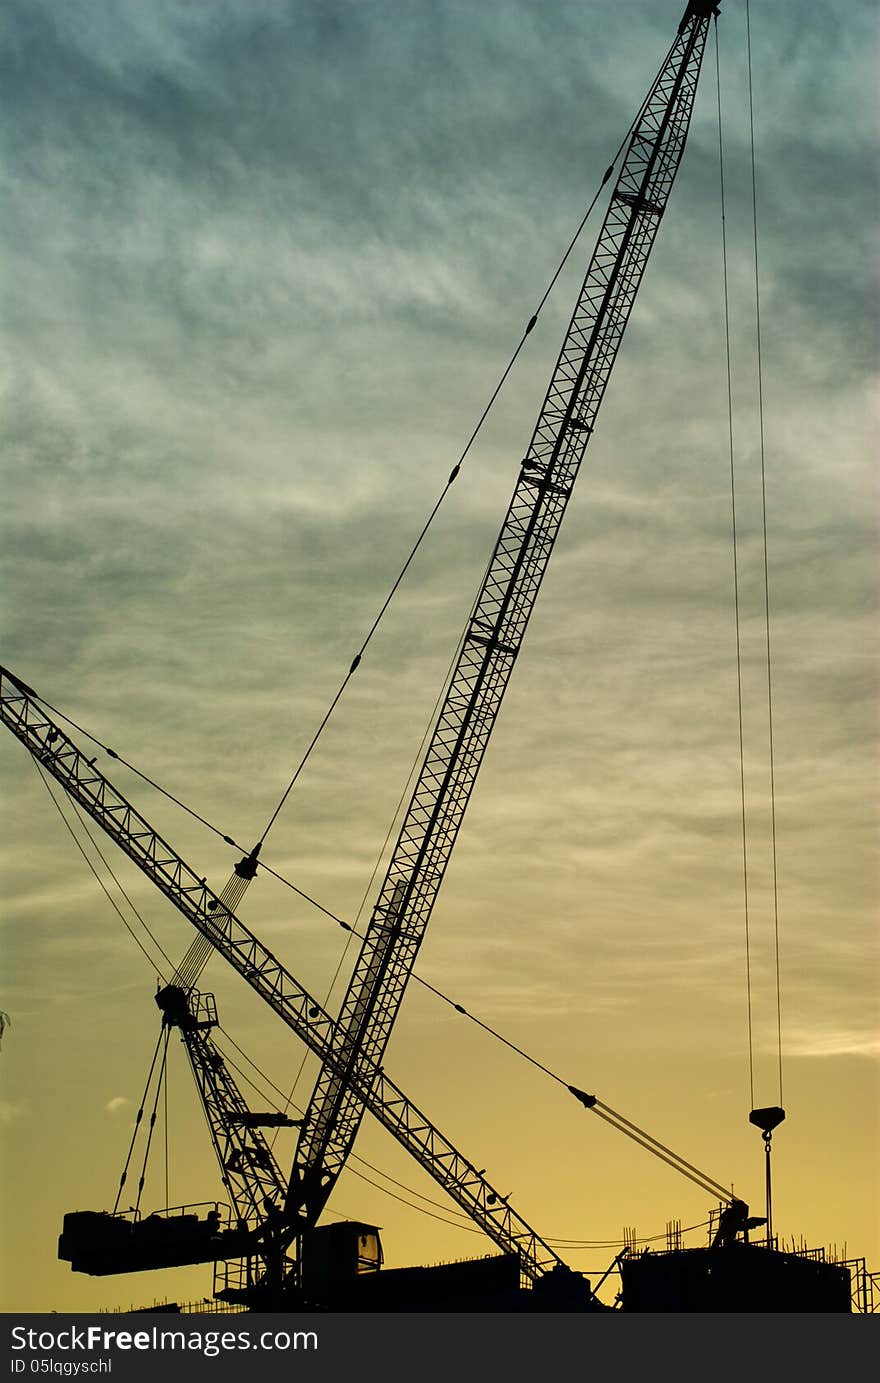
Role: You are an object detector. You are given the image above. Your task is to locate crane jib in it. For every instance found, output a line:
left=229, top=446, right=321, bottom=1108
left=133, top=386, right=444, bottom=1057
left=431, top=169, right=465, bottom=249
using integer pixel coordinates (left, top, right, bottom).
left=0, top=668, right=570, bottom=1284
left=293, top=8, right=716, bottom=1222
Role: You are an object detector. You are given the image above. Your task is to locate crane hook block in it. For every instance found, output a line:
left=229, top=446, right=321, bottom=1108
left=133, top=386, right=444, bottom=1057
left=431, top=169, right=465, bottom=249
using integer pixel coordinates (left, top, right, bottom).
left=568, top=1085, right=597, bottom=1109
left=234, top=842, right=262, bottom=879
left=749, top=1106, right=785, bottom=1135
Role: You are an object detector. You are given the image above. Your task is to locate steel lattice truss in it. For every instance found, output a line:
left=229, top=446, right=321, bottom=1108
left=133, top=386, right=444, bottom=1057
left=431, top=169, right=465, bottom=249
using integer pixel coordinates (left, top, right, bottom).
left=294, top=6, right=714, bottom=1220
left=1, top=0, right=718, bottom=1296
left=178, top=1003, right=287, bottom=1228
left=0, top=669, right=568, bottom=1284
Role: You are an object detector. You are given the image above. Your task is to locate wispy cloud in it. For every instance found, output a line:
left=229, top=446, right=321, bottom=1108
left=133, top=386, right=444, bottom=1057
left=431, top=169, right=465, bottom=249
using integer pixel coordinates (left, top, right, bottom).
left=104, top=1096, right=132, bottom=1116
left=0, top=1100, right=28, bottom=1125
left=0, top=0, right=875, bottom=1310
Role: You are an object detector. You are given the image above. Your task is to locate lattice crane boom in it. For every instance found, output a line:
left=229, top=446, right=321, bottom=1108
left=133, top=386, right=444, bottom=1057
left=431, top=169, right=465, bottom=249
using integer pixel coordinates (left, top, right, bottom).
left=1, top=0, right=722, bottom=1297
left=0, top=667, right=569, bottom=1285
left=154, top=985, right=290, bottom=1230
left=293, top=0, right=719, bottom=1223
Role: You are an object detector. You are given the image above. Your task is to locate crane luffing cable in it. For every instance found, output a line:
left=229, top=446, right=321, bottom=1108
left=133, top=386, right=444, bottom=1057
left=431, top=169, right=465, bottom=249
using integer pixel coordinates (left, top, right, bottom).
left=31, top=708, right=733, bottom=1211
left=6, top=675, right=576, bottom=1285
left=268, top=597, right=483, bottom=1136
left=254, top=31, right=679, bottom=852
left=133, top=1028, right=170, bottom=1216
left=6, top=21, right=719, bottom=1085
left=33, top=760, right=175, bottom=977
left=215, top=1030, right=715, bottom=1251
left=216, top=1030, right=713, bottom=1250
left=11, top=38, right=680, bottom=879
left=35, top=738, right=732, bottom=1220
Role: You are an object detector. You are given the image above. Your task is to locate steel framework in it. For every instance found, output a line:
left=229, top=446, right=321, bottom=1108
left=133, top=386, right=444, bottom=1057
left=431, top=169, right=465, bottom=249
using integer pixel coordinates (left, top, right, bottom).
left=0, top=0, right=721, bottom=1301
left=0, top=667, right=569, bottom=1285
left=293, top=2, right=716, bottom=1222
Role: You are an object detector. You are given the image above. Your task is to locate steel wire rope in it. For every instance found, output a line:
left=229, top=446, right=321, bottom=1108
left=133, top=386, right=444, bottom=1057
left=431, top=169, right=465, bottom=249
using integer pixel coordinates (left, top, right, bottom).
left=164, top=1053, right=170, bottom=1211
left=13, top=34, right=680, bottom=868
left=253, top=33, right=679, bottom=850
left=31, top=743, right=490, bottom=1231
left=745, top=0, right=784, bottom=1108
left=212, top=1029, right=716, bottom=1250
left=32, top=726, right=734, bottom=1206
left=211, top=1033, right=480, bottom=1231
left=37, top=774, right=734, bottom=1235
left=30, top=719, right=734, bottom=1240
left=19, top=26, right=738, bottom=1201
left=32, top=760, right=174, bottom=980
left=268, top=578, right=484, bottom=1144
left=112, top=1027, right=166, bottom=1214
left=134, top=1027, right=170, bottom=1215
left=10, top=36, right=704, bottom=1143
left=714, top=17, right=755, bottom=1110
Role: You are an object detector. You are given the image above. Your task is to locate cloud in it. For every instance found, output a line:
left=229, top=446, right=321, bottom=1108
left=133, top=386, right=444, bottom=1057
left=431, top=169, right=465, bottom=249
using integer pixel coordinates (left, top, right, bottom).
left=0, top=1100, right=28, bottom=1125
left=785, top=1028, right=880, bottom=1061
left=104, top=1097, right=132, bottom=1116
left=0, top=0, right=876, bottom=1310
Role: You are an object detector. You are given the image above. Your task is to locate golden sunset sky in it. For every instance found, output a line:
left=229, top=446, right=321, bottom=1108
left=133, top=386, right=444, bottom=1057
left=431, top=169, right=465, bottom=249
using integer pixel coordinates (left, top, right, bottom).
left=1, top=0, right=877, bottom=1312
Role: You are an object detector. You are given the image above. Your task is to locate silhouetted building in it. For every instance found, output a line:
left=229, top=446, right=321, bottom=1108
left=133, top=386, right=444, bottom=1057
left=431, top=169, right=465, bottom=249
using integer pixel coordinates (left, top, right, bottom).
left=621, top=1243, right=851, bottom=1312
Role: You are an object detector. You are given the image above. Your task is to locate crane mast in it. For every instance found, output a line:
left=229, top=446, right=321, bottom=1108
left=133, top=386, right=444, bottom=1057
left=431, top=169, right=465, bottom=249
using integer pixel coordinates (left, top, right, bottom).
left=292, top=1, right=719, bottom=1224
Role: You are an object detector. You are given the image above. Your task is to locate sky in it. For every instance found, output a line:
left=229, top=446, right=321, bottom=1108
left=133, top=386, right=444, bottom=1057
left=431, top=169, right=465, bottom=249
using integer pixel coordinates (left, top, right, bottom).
left=1, top=0, right=877, bottom=1313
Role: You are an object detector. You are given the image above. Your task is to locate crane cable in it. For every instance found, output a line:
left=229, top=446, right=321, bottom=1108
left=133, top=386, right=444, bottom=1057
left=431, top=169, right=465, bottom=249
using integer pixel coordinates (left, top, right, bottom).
left=33, top=704, right=733, bottom=1232
left=268, top=585, right=483, bottom=1137
left=252, top=32, right=679, bottom=852
left=16, top=27, right=747, bottom=1213
left=216, top=1030, right=716, bottom=1252
left=112, top=1026, right=166, bottom=1214
left=124, top=31, right=680, bottom=1012
left=133, top=1027, right=170, bottom=1216
left=715, top=9, right=784, bottom=1112
left=745, top=0, right=784, bottom=1109
left=164, top=1048, right=170, bottom=1211
left=16, top=25, right=674, bottom=1000
left=15, top=36, right=681, bottom=872
left=714, top=17, right=755, bottom=1111
left=32, top=759, right=174, bottom=978
left=32, top=716, right=734, bottom=1207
